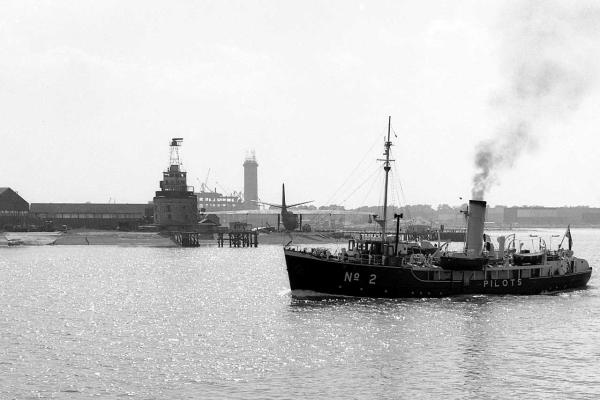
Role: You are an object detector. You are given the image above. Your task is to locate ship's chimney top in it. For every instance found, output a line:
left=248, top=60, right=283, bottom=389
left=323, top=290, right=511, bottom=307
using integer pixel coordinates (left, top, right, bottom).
left=465, top=199, right=486, bottom=256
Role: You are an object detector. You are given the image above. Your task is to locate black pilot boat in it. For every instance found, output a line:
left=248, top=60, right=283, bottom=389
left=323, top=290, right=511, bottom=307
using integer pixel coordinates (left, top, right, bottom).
left=283, top=118, right=592, bottom=298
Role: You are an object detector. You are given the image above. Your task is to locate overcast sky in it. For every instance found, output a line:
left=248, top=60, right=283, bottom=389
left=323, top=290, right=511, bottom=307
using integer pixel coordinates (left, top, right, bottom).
left=2, top=0, right=600, bottom=208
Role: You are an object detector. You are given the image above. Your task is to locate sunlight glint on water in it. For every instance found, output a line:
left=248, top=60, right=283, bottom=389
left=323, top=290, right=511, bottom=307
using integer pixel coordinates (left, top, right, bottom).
left=0, top=228, right=598, bottom=399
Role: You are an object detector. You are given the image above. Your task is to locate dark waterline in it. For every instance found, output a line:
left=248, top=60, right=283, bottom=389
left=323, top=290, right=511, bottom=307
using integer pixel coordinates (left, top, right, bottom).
left=1, top=228, right=599, bottom=399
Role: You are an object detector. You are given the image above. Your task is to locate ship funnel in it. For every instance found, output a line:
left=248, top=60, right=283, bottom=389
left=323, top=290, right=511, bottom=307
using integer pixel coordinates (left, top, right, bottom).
left=465, top=200, right=486, bottom=256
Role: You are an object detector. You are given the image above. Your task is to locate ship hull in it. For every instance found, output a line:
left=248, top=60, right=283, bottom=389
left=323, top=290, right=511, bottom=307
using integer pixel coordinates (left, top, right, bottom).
left=284, top=250, right=592, bottom=298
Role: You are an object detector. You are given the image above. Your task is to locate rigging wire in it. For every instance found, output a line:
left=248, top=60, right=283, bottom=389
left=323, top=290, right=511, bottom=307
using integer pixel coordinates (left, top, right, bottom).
left=389, top=168, right=409, bottom=221
left=359, top=164, right=383, bottom=208
left=388, top=169, right=399, bottom=209
left=340, top=163, right=381, bottom=206
left=324, top=131, right=383, bottom=206
left=389, top=167, right=403, bottom=209
left=388, top=147, right=411, bottom=220
left=389, top=147, right=406, bottom=202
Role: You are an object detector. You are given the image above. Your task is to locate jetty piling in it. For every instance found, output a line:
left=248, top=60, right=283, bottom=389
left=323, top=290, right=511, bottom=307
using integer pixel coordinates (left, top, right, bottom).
left=217, top=231, right=258, bottom=248
left=171, top=231, right=201, bottom=247
left=171, top=229, right=258, bottom=248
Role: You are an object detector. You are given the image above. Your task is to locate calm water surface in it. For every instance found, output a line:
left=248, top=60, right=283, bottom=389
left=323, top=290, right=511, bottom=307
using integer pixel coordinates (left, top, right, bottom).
left=1, top=229, right=599, bottom=399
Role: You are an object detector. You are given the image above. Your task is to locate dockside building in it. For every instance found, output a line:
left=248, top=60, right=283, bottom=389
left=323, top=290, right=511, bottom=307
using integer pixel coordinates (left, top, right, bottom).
left=29, top=203, right=149, bottom=229
left=0, top=187, right=29, bottom=228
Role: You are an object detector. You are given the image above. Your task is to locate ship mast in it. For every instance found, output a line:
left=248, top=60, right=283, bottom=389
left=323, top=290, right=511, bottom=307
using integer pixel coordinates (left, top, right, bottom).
left=381, top=116, right=393, bottom=242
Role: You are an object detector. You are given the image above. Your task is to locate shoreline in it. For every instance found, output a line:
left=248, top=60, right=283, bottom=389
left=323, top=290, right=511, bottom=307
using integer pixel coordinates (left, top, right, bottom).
left=1, top=230, right=347, bottom=247
left=1, top=231, right=177, bottom=247
left=2, top=226, right=596, bottom=247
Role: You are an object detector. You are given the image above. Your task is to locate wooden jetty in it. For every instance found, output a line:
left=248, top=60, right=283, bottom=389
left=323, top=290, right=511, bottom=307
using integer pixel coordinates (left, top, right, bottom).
left=217, top=230, right=258, bottom=248
left=216, top=222, right=259, bottom=248
left=170, top=229, right=259, bottom=248
left=171, top=231, right=202, bottom=247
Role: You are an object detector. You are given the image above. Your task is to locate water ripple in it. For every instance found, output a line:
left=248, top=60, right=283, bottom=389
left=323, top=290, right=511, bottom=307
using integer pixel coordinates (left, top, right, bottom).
left=0, top=233, right=598, bottom=399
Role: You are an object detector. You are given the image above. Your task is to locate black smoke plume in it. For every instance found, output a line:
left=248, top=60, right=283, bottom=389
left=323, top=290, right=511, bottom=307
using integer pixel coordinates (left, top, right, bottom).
left=471, top=0, right=600, bottom=200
